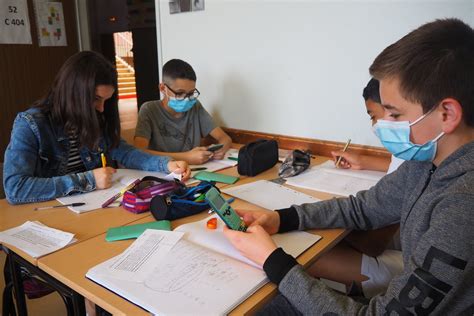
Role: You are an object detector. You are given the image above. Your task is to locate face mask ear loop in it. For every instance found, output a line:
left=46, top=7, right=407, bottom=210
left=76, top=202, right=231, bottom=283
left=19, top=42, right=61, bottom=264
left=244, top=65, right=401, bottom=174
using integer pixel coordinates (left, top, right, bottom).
left=409, top=105, right=439, bottom=127
left=432, top=132, right=445, bottom=143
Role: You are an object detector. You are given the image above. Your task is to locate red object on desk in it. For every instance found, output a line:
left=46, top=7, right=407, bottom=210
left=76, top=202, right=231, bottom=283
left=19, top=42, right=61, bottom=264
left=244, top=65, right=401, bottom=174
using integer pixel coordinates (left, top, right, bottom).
left=206, top=218, right=217, bottom=230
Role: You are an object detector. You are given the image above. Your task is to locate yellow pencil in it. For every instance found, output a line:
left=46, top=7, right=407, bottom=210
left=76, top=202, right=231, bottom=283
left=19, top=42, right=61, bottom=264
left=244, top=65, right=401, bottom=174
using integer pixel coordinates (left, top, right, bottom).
left=335, top=139, right=351, bottom=168
left=101, top=153, right=107, bottom=168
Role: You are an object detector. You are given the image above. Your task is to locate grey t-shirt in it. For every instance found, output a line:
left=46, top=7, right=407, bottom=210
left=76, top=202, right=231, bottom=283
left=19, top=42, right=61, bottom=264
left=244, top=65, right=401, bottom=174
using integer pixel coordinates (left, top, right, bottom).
left=135, top=100, right=216, bottom=152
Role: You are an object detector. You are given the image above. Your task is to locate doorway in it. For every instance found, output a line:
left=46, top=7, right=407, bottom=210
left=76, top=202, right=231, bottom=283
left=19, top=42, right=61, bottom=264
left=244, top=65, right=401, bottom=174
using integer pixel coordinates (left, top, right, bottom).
left=87, top=0, right=160, bottom=135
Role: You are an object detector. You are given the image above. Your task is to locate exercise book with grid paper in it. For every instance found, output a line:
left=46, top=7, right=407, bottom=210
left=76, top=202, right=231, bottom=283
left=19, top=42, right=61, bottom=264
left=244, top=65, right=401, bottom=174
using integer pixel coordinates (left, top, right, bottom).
left=87, top=216, right=321, bottom=315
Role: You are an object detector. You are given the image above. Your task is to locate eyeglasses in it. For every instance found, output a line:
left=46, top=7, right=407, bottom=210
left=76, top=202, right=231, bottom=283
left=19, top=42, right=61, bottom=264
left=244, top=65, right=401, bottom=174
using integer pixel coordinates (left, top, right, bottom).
left=164, top=84, right=200, bottom=101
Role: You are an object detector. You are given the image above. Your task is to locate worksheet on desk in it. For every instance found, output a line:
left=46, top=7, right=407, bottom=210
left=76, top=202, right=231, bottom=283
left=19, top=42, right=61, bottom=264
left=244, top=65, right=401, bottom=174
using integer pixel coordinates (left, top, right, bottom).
left=0, top=221, right=75, bottom=258
left=286, top=161, right=386, bottom=196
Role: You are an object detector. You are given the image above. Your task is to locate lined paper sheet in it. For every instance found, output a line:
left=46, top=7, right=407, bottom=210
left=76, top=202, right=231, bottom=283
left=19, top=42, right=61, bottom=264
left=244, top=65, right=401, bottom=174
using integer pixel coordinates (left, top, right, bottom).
left=286, top=161, right=386, bottom=196
left=222, top=180, right=320, bottom=210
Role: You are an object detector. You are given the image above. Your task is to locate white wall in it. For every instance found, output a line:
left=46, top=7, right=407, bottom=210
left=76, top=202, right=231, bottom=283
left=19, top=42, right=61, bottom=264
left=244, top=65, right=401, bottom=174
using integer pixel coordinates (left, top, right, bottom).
left=156, top=0, right=473, bottom=147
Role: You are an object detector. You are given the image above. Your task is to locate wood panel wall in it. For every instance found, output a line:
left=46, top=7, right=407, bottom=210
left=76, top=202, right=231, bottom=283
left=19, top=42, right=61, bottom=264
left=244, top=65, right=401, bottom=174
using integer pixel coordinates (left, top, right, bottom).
left=0, top=0, right=79, bottom=162
left=222, top=127, right=391, bottom=159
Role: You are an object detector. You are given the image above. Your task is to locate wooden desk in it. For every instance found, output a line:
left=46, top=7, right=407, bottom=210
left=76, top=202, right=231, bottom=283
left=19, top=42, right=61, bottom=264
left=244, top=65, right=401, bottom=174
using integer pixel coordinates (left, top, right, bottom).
left=37, top=157, right=348, bottom=315
left=0, top=200, right=151, bottom=266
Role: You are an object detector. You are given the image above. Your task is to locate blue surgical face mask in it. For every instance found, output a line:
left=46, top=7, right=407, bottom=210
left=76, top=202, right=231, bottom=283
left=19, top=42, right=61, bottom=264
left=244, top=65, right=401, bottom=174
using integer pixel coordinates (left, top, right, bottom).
left=373, top=110, right=444, bottom=161
left=167, top=97, right=197, bottom=113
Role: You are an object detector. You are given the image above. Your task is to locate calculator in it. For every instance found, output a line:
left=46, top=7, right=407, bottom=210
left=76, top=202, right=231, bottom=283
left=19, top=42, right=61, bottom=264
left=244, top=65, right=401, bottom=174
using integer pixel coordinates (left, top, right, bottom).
left=205, top=187, right=247, bottom=232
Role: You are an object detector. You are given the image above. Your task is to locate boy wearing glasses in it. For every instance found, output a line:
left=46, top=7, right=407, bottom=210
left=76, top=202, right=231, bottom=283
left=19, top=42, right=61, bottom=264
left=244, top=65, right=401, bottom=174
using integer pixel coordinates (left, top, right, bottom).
left=134, top=59, right=232, bottom=164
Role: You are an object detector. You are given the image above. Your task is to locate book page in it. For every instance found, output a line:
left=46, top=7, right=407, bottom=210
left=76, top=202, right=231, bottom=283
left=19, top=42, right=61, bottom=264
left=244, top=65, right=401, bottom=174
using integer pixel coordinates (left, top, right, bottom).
left=222, top=180, right=320, bottom=210
left=175, top=215, right=321, bottom=268
left=0, top=221, right=74, bottom=258
left=87, top=238, right=267, bottom=315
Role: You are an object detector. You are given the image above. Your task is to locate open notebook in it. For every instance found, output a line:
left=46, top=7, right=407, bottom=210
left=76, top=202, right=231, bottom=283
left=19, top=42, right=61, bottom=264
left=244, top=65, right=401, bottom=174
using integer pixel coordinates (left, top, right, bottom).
left=87, top=216, right=321, bottom=315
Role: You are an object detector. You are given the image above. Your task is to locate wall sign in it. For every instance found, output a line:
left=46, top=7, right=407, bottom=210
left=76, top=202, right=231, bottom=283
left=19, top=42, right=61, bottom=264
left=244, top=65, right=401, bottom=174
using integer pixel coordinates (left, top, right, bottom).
left=0, top=0, right=32, bottom=44
left=34, top=0, right=67, bottom=46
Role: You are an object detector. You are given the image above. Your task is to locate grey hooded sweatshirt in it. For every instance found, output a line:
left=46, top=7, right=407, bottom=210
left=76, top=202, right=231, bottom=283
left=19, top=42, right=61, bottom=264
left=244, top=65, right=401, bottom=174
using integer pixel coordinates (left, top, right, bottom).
left=265, top=141, right=474, bottom=315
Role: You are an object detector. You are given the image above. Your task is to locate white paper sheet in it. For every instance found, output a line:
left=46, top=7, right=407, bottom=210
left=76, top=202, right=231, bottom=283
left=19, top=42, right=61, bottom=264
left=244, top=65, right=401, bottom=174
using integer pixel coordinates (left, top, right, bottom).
left=100, top=230, right=183, bottom=282
left=222, top=180, right=320, bottom=210
left=286, top=161, right=386, bottom=196
left=175, top=215, right=321, bottom=268
left=0, top=221, right=74, bottom=258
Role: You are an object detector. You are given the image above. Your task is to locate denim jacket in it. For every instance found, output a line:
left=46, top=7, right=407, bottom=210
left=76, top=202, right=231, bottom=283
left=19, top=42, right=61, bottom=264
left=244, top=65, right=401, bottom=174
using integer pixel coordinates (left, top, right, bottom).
left=3, top=108, right=171, bottom=204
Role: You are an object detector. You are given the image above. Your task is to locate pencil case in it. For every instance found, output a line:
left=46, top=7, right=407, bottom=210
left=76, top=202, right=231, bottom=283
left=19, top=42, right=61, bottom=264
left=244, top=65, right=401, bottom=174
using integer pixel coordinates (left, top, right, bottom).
left=122, top=176, right=183, bottom=214
left=150, top=181, right=215, bottom=221
left=237, top=139, right=279, bottom=176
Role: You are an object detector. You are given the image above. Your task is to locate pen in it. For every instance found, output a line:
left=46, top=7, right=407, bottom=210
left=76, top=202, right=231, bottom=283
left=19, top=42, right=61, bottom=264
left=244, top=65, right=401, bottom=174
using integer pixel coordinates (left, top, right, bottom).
left=228, top=157, right=238, bottom=161
left=101, top=153, right=107, bottom=168
left=191, top=167, right=207, bottom=171
left=35, top=203, right=86, bottom=211
left=101, top=179, right=141, bottom=208
left=335, top=139, right=351, bottom=168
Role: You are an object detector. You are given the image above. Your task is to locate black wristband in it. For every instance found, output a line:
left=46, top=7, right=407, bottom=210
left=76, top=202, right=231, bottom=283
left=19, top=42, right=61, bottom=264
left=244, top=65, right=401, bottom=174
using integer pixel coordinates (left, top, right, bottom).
left=276, top=207, right=299, bottom=233
left=263, top=248, right=298, bottom=285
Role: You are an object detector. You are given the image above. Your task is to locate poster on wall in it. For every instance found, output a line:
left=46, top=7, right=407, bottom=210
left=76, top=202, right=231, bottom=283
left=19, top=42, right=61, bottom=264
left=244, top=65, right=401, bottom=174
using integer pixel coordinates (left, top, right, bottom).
left=169, top=0, right=204, bottom=14
left=33, top=0, right=67, bottom=46
left=0, top=0, right=32, bottom=44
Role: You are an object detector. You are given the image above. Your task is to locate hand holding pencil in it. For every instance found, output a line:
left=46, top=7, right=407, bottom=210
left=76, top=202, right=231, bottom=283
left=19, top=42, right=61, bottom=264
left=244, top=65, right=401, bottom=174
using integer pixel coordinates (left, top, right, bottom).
left=333, top=139, right=351, bottom=169
left=93, top=153, right=116, bottom=189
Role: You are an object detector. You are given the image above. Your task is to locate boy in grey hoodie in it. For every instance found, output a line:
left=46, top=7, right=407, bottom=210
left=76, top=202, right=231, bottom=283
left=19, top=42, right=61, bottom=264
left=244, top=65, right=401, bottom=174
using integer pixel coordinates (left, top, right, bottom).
left=224, top=18, right=474, bottom=315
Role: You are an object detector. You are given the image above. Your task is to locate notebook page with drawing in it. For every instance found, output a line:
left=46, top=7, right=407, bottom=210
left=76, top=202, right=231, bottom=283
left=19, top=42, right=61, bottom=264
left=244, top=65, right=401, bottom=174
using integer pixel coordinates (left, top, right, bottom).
left=87, top=226, right=268, bottom=315
left=87, top=216, right=321, bottom=315
left=286, top=160, right=386, bottom=196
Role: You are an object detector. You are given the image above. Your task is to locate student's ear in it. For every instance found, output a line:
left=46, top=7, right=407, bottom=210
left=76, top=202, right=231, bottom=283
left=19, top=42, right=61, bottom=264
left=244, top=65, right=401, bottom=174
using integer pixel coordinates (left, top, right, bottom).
left=439, top=98, right=463, bottom=134
left=159, top=83, right=166, bottom=93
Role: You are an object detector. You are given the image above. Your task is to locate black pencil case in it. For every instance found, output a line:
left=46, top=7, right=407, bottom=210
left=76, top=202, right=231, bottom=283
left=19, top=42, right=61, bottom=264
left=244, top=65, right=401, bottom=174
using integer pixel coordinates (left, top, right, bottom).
left=237, top=139, right=278, bottom=177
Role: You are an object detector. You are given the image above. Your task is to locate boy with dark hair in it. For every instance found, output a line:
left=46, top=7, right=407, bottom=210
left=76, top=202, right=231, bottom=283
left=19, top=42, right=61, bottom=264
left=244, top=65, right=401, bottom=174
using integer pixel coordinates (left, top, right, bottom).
left=134, top=59, right=232, bottom=164
left=332, top=78, right=404, bottom=173
left=224, top=18, right=474, bottom=314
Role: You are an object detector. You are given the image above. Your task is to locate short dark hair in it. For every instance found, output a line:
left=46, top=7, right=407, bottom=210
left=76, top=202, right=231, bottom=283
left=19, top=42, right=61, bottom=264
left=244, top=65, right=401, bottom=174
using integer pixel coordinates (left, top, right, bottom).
left=162, top=59, right=196, bottom=83
left=362, top=78, right=381, bottom=103
left=370, top=18, right=474, bottom=127
left=36, top=51, right=120, bottom=149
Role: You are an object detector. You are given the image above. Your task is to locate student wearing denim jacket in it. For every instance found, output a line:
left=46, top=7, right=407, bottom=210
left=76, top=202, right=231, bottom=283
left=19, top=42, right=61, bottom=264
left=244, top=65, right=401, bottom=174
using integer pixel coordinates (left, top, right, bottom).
left=3, top=51, right=190, bottom=205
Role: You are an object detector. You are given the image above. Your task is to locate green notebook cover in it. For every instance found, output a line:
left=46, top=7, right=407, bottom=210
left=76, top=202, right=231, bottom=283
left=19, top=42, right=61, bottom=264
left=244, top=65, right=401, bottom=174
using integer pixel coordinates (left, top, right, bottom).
left=105, top=220, right=171, bottom=242
left=194, top=171, right=239, bottom=184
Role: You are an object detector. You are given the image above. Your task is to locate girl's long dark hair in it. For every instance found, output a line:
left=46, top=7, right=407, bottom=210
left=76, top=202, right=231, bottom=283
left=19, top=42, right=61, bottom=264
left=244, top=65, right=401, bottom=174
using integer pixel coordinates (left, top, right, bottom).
left=36, top=51, right=120, bottom=149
